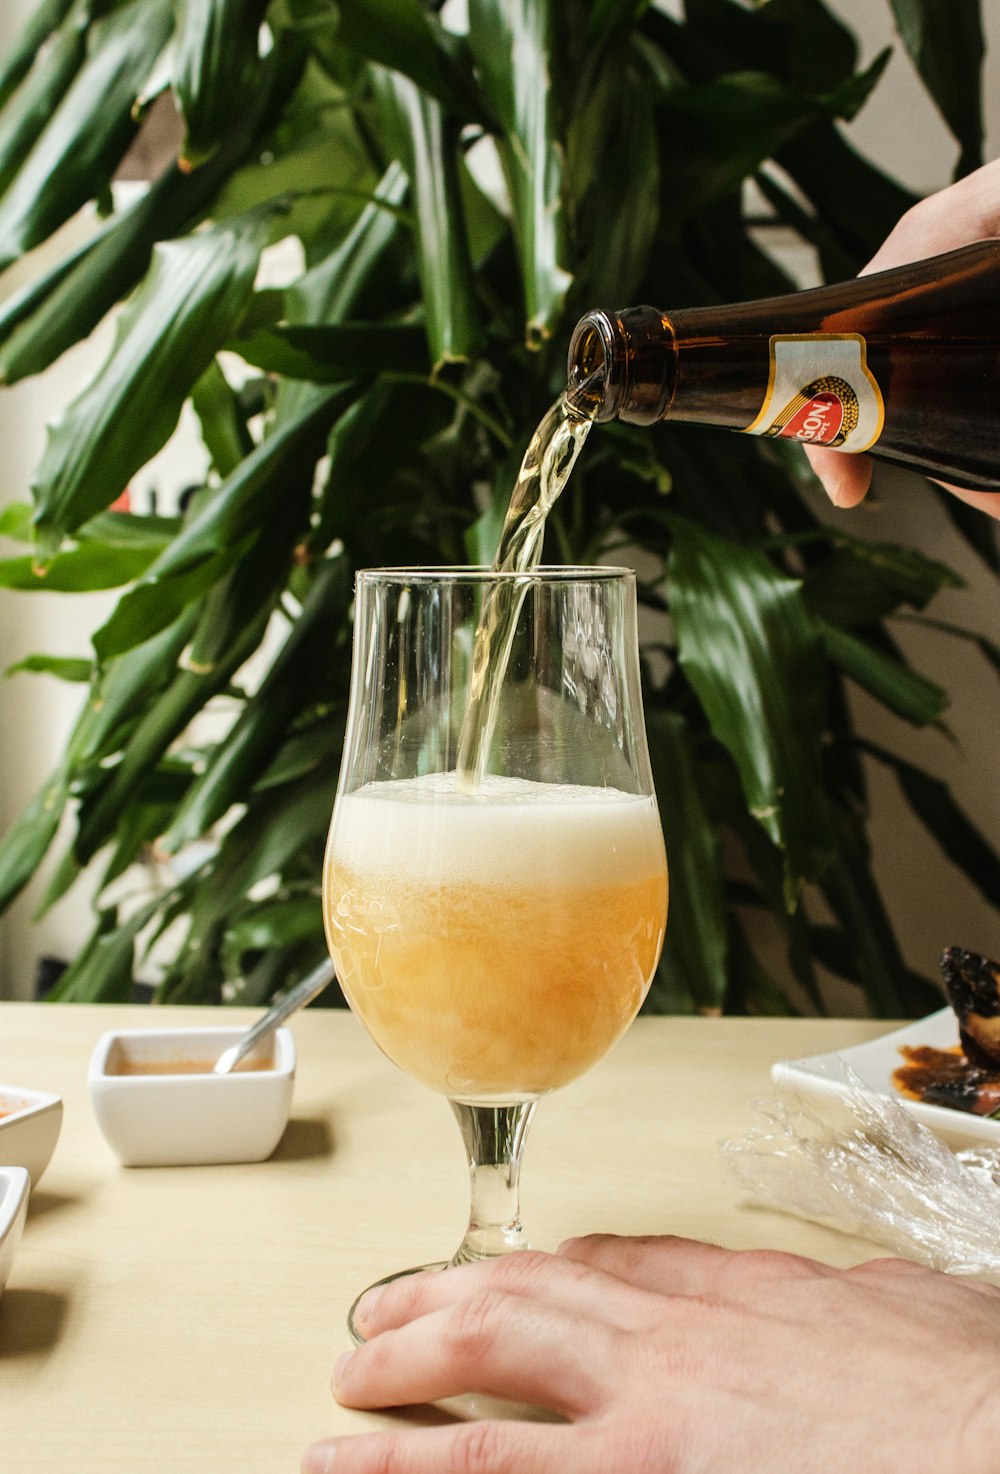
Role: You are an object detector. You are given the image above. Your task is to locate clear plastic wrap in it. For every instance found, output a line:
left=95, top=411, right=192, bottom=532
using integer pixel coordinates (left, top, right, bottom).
left=722, top=1059, right=1000, bottom=1276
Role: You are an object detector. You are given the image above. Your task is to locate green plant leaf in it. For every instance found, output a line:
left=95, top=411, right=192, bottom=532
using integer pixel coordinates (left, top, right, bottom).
left=753, top=166, right=859, bottom=282
left=96, top=763, right=194, bottom=892
left=807, top=920, right=932, bottom=1005
left=666, top=516, right=835, bottom=907
left=698, top=745, right=827, bottom=1015
left=819, top=620, right=948, bottom=726
left=221, top=894, right=322, bottom=977
left=93, top=545, right=245, bottom=663
left=937, top=487, right=1000, bottom=576
left=231, top=320, right=429, bottom=382
left=310, top=377, right=453, bottom=555
left=46, top=901, right=156, bottom=1002
left=31, top=212, right=270, bottom=556
left=76, top=510, right=179, bottom=549
left=643, top=0, right=915, bottom=268
left=75, top=505, right=301, bottom=862
left=159, top=555, right=350, bottom=852
left=210, top=98, right=373, bottom=239
left=468, top=0, right=572, bottom=346
left=4, top=654, right=92, bottom=682
left=287, top=161, right=408, bottom=326
left=889, top=0, right=984, bottom=177
left=777, top=120, right=919, bottom=272
left=0, top=0, right=90, bottom=203
left=572, top=54, right=660, bottom=306
left=71, top=605, right=201, bottom=766
left=655, top=65, right=889, bottom=217
left=820, top=809, right=940, bottom=1018
left=0, top=541, right=157, bottom=591
left=287, top=0, right=480, bottom=120
left=34, top=841, right=84, bottom=918
left=0, top=0, right=174, bottom=270
left=173, top=0, right=269, bottom=169
left=862, top=741, right=1000, bottom=911
left=0, top=0, right=76, bottom=110
left=665, top=0, right=860, bottom=95
left=377, top=68, right=482, bottom=370
left=0, top=502, right=34, bottom=541
left=0, top=769, right=70, bottom=913
left=898, top=613, right=1000, bottom=688
left=92, top=385, right=350, bottom=660
left=644, top=710, right=727, bottom=1014
left=177, top=765, right=337, bottom=957
left=801, top=537, right=964, bottom=628
left=190, top=359, right=255, bottom=479
left=254, top=714, right=341, bottom=791
left=0, top=167, right=193, bottom=385
left=0, top=36, right=306, bottom=386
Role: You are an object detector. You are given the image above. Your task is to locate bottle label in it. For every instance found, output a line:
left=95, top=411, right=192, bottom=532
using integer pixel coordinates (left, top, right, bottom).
left=744, top=334, right=884, bottom=452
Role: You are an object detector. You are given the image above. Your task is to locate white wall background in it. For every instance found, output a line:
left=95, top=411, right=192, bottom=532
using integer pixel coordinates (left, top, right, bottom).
left=0, top=0, right=998, bottom=1004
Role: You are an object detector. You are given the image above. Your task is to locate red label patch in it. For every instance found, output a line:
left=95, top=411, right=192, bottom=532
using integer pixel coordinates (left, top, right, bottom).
left=777, top=391, right=845, bottom=445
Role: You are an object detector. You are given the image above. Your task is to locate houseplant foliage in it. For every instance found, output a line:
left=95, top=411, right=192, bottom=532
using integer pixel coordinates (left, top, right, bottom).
left=0, top=0, right=996, bottom=1015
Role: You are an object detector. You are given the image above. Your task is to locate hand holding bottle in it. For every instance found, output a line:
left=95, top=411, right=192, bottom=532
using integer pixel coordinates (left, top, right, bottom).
left=808, top=158, right=1000, bottom=521
left=568, top=170, right=1000, bottom=507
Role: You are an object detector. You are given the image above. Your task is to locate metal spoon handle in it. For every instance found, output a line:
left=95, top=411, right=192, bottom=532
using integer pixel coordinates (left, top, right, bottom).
left=213, top=958, right=336, bottom=1074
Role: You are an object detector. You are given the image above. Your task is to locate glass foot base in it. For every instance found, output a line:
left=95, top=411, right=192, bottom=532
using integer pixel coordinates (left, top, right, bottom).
left=347, top=1261, right=448, bottom=1346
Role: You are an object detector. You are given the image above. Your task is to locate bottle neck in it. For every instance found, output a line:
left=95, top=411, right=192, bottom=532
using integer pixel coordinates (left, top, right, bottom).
left=567, top=240, right=1000, bottom=434
left=567, top=307, right=678, bottom=425
left=568, top=300, right=809, bottom=431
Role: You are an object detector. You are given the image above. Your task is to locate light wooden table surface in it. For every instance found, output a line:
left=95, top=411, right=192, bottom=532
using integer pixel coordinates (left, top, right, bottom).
left=1, top=1003, right=892, bottom=1473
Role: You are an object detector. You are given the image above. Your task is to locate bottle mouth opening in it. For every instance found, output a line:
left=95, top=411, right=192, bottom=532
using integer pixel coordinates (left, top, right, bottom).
left=566, top=313, right=621, bottom=422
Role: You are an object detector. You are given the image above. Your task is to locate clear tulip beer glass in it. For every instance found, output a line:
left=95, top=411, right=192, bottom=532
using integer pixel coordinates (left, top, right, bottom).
left=323, top=567, right=667, bottom=1339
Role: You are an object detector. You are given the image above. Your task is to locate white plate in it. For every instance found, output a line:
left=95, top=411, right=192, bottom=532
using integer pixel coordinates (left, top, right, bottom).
left=0, top=1166, right=30, bottom=1299
left=0, top=1085, right=63, bottom=1187
left=772, top=1008, right=1000, bottom=1150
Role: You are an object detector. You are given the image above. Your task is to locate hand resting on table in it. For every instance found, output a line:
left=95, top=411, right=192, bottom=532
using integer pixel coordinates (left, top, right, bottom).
left=303, top=1232, right=1000, bottom=1474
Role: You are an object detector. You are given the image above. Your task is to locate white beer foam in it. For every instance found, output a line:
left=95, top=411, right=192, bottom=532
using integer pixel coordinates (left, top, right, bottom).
left=329, top=773, right=664, bottom=888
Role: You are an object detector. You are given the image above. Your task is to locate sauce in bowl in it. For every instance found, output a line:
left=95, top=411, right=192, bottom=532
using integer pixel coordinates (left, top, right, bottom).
left=106, top=1057, right=274, bottom=1076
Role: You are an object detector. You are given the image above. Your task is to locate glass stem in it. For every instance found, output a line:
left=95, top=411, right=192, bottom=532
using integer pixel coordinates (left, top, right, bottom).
left=448, top=1100, right=538, bottom=1265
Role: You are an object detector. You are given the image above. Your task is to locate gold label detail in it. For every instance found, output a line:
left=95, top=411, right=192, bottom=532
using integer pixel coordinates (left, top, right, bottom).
left=744, top=335, right=884, bottom=453
left=763, top=375, right=858, bottom=446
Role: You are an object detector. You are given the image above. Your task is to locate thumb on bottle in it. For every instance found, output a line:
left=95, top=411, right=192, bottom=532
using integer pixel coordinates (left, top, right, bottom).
left=804, top=445, right=872, bottom=509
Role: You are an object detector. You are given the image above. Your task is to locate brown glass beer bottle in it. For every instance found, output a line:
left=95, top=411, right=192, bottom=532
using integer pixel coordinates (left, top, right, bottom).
left=567, top=241, right=1000, bottom=493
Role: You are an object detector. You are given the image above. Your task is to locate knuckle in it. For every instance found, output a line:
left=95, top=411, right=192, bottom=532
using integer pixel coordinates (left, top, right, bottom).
left=739, top=1248, right=821, bottom=1278
left=453, top=1420, right=504, bottom=1474
left=491, top=1248, right=561, bottom=1295
left=359, top=1436, right=407, bottom=1474
left=599, top=1419, right=683, bottom=1474
left=387, top=1270, right=432, bottom=1320
left=445, top=1292, right=504, bottom=1365
left=848, top=1256, right=926, bottom=1279
left=354, top=1334, right=390, bottom=1386
left=372, top=1447, right=399, bottom=1474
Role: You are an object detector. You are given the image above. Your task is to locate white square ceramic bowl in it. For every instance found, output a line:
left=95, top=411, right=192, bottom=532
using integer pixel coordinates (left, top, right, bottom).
left=88, top=1026, right=295, bottom=1167
left=0, top=1086, right=63, bottom=1186
left=0, top=1166, right=30, bottom=1299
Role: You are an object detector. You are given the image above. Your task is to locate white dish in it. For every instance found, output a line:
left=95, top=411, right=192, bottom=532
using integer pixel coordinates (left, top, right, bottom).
left=772, top=1007, right=1000, bottom=1150
left=0, top=1085, right=63, bottom=1186
left=88, top=1026, right=296, bottom=1167
left=0, top=1166, right=30, bottom=1299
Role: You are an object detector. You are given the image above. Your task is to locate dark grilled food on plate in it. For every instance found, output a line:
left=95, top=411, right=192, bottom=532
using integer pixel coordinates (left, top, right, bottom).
left=891, top=947, right=1000, bottom=1117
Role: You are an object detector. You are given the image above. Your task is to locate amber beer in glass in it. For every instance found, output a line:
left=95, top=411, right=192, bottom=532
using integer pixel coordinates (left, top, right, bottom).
left=323, top=567, right=667, bottom=1334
